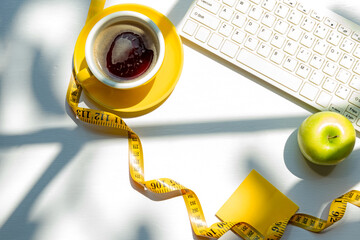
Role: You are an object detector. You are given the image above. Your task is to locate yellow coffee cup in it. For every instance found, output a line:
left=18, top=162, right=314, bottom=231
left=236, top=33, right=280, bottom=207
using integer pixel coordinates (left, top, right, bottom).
left=77, top=11, right=165, bottom=89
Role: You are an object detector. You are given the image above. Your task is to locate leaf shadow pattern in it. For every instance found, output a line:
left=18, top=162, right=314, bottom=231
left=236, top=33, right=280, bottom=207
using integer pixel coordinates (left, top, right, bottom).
left=0, top=124, right=119, bottom=240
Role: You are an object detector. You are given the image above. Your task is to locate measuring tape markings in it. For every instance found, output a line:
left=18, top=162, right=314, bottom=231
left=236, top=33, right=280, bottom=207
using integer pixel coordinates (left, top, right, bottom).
left=67, top=75, right=266, bottom=239
left=67, top=75, right=359, bottom=239
left=290, top=190, right=360, bottom=232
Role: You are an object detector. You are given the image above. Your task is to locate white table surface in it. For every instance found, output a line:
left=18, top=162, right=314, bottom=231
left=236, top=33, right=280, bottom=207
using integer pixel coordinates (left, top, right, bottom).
left=1, top=0, right=359, bottom=239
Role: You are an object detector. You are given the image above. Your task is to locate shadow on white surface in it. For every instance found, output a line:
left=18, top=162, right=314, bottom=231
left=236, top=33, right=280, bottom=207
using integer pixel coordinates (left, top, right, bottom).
left=0, top=0, right=88, bottom=239
left=284, top=129, right=360, bottom=223
left=0, top=127, right=116, bottom=239
left=132, top=116, right=305, bottom=137
left=1, top=1, right=359, bottom=240
left=166, top=0, right=193, bottom=27
left=0, top=113, right=308, bottom=240
left=330, top=3, right=360, bottom=26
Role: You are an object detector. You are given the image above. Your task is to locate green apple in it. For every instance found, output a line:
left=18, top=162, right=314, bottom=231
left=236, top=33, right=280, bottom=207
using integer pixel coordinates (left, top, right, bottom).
left=297, top=111, right=356, bottom=165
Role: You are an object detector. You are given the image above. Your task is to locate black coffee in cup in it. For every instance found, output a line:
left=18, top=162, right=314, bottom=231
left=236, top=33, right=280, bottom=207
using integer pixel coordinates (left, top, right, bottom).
left=106, top=31, right=154, bottom=79
left=84, top=12, right=165, bottom=89
left=93, top=21, right=159, bottom=82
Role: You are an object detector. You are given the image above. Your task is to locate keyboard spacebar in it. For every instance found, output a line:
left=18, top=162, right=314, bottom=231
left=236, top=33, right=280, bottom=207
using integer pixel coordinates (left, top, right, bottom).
left=237, top=49, right=303, bottom=92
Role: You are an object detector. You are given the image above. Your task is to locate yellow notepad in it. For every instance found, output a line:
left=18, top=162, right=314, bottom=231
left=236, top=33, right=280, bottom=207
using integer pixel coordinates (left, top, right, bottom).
left=216, top=170, right=298, bottom=236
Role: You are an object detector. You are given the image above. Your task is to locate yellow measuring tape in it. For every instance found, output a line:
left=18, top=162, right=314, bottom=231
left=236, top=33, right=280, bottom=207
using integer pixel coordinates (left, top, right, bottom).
left=66, top=75, right=359, bottom=239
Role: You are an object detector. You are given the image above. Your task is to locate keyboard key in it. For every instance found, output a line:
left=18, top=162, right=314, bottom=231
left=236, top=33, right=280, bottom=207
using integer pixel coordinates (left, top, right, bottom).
left=258, top=27, right=273, bottom=41
left=219, top=22, right=234, bottom=37
left=300, top=17, right=316, bottom=32
left=249, top=5, right=263, bottom=20
left=182, top=20, right=198, bottom=36
left=330, top=104, right=345, bottom=114
left=353, top=45, right=360, bottom=58
left=261, top=13, right=276, bottom=27
left=196, top=26, right=211, bottom=42
left=309, top=55, right=325, bottom=69
left=296, top=64, right=311, bottom=78
left=237, top=48, right=303, bottom=91
left=324, top=17, right=338, bottom=28
left=322, top=78, right=337, bottom=92
left=314, top=24, right=328, bottom=39
left=244, top=36, right=259, bottom=50
left=283, top=56, right=298, bottom=71
left=191, top=7, right=221, bottom=30
left=219, top=6, right=233, bottom=21
left=353, top=62, right=360, bottom=74
left=208, top=33, right=224, bottom=49
left=232, top=29, right=247, bottom=44
left=323, top=61, right=338, bottom=76
left=288, top=26, right=302, bottom=41
left=236, top=0, right=251, bottom=13
left=313, top=40, right=328, bottom=55
left=339, top=54, right=355, bottom=69
left=271, top=34, right=286, bottom=48
left=275, top=4, right=290, bottom=18
left=270, top=49, right=285, bottom=64
left=309, top=71, right=324, bottom=85
left=300, top=82, right=319, bottom=100
left=350, top=75, right=360, bottom=90
left=262, top=0, right=277, bottom=11
left=221, top=40, right=239, bottom=58
left=297, top=48, right=311, bottom=62
left=297, top=3, right=311, bottom=14
left=340, top=38, right=355, bottom=52
left=326, top=46, right=341, bottom=62
left=311, top=10, right=324, bottom=21
left=288, top=10, right=303, bottom=25
left=316, top=91, right=332, bottom=107
left=349, top=91, right=360, bottom=108
left=284, top=40, right=298, bottom=55
left=352, top=32, right=360, bottom=42
left=300, top=32, right=315, bottom=48
left=338, top=25, right=351, bottom=36
left=335, top=85, right=351, bottom=99
left=347, top=105, right=360, bottom=116
left=327, top=31, right=342, bottom=45
left=232, top=12, right=247, bottom=27
left=344, top=112, right=356, bottom=122
left=245, top=20, right=260, bottom=35
left=274, top=19, right=289, bottom=34
left=257, top=43, right=272, bottom=57
left=197, top=0, right=221, bottom=14
left=335, top=69, right=351, bottom=83
left=331, top=104, right=345, bottom=114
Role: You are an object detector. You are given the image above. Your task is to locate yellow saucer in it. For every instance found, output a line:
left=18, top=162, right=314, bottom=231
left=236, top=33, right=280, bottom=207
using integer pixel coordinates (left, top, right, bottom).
left=73, top=4, right=183, bottom=118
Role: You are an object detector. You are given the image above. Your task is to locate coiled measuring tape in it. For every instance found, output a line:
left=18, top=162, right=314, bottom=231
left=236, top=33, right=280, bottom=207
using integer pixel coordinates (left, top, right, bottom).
left=66, top=75, right=359, bottom=239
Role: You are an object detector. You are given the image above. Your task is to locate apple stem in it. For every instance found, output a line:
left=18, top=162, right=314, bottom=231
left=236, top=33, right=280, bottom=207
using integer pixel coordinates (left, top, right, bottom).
left=328, top=135, right=339, bottom=140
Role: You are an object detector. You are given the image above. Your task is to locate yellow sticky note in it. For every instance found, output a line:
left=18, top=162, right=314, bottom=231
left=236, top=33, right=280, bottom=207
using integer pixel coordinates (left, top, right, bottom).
left=216, top=170, right=298, bottom=236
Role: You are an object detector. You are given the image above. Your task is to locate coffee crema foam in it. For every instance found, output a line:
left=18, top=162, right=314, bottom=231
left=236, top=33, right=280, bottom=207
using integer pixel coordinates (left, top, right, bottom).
left=93, top=21, right=159, bottom=83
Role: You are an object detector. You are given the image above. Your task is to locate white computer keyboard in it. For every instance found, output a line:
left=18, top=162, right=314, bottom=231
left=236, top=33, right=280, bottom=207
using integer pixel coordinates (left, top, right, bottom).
left=179, top=0, right=360, bottom=132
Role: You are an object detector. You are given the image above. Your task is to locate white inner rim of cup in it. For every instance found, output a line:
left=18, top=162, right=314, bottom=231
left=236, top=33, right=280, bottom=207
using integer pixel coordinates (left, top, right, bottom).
left=85, top=11, right=165, bottom=89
